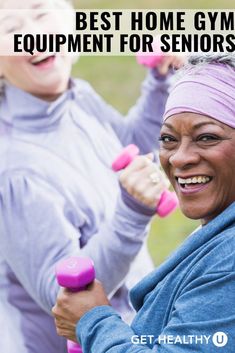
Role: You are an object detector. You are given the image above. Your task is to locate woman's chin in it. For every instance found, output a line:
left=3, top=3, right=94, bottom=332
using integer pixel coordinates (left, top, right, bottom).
left=180, top=204, right=210, bottom=222
left=30, top=80, right=70, bottom=101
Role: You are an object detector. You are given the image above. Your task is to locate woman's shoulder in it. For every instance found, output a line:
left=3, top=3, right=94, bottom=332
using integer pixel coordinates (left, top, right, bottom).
left=203, top=225, right=235, bottom=273
left=187, top=225, right=235, bottom=279
left=72, top=78, right=108, bottom=108
left=72, top=78, right=96, bottom=96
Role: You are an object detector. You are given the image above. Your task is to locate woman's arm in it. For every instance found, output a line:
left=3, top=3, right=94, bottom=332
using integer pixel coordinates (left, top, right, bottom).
left=0, top=156, right=164, bottom=313
left=77, top=68, right=174, bottom=154
left=53, top=271, right=235, bottom=353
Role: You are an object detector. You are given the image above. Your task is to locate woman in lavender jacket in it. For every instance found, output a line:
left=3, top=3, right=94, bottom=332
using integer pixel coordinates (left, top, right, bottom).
left=0, top=1, right=183, bottom=352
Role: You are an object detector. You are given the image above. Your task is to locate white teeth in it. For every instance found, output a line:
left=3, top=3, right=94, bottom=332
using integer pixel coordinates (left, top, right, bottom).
left=178, top=176, right=210, bottom=185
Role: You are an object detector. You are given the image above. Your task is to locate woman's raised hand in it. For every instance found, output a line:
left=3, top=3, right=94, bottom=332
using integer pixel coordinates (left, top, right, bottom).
left=119, top=153, right=170, bottom=209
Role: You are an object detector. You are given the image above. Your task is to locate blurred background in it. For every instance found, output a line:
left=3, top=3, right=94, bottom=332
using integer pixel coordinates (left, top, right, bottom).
left=71, top=0, right=231, bottom=265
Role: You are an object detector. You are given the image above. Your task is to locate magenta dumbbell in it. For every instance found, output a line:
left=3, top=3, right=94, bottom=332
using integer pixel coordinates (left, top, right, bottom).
left=112, top=144, right=178, bottom=217
left=136, top=52, right=163, bottom=68
left=56, top=257, right=95, bottom=353
left=136, top=37, right=164, bottom=68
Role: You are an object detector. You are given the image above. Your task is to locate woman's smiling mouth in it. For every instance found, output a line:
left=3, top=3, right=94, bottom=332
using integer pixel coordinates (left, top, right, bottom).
left=175, top=175, right=213, bottom=195
left=30, top=54, right=56, bottom=70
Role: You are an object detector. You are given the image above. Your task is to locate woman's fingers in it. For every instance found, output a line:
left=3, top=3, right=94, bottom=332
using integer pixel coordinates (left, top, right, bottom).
left=157, top=55, right=187, bottom=75
left=119, top=154, right=170, bottom=208
left=119, top=153, right=154, bottom=177
left=157, top=55, right=174, bottom=75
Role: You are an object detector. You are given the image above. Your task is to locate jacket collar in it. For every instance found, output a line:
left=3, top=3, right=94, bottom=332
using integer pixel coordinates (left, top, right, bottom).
left=0, top=79, right=78, bottom=132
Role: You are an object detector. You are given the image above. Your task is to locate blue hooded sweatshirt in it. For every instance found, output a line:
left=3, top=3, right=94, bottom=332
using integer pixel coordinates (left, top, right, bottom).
left=77, top=202, right=235, bottom=353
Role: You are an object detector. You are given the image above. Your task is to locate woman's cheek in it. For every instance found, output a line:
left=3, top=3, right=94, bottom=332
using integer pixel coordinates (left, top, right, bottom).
left=159, top=150, right=169, bottom=170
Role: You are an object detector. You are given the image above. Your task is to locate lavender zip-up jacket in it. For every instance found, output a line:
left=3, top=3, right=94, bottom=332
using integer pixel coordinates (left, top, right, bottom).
left=0, top=72, right=170, bottom=353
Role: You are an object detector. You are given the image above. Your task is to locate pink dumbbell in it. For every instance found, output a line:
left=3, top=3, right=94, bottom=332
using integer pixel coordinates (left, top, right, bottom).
left=136, top=52, right=163, bottom=68
left=136, top=37, right=164, bottom=68
left=56, top=257, right=95, bottom=353
left=112, top=144, right=178, bottom=217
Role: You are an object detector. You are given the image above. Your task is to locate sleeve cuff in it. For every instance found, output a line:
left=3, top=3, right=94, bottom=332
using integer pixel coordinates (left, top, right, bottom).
left=76, top=305, right=121, bottom=342
left=144, top=67, right=176, bottom=91
left=120, top=185, right=156, bottom=217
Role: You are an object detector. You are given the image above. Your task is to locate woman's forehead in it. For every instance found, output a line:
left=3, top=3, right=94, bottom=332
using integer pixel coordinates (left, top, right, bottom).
left=0, top=0, right=66, bottom=23
left=162, top=113, right=230, bottom=131
left=0, top=1, right=45, bottom=26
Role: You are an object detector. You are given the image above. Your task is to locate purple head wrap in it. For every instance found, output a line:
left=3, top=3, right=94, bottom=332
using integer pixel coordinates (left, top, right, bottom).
left=163, top=63, right=235, bottom=128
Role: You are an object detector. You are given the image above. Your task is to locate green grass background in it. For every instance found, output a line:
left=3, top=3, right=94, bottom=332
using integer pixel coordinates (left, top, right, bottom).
left=71, top=0, right=229, bottom=265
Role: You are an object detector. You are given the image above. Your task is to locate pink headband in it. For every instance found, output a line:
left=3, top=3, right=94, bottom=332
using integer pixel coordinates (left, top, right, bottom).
left=163, top=63, right=235, bottom=128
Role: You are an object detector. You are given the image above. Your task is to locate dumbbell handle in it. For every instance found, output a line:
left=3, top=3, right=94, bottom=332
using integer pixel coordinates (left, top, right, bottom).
left=56, top=257, right=95, bottom=353
left=112, top=144, right=178, bottom=217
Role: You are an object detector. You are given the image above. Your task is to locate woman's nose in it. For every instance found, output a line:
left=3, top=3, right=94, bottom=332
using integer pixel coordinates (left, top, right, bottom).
left=169, top=142, right=200, bottom=169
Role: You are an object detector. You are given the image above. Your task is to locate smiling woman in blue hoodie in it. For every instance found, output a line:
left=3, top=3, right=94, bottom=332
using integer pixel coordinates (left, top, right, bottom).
left=53, top=54, right=235, bottom=353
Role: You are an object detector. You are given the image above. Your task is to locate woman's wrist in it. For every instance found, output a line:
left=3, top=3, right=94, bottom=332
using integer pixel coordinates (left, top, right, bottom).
left=120, top=184, right=156, bottom=217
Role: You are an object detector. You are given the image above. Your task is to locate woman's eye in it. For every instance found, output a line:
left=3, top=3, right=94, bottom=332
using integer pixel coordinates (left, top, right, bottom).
left=35, top=12, right=49, bottom=20
left=5, top=26, right=20, bottom=34
left=197, top=134, right=221, bottom=142
left=2, top=22, right=21, bottom=34
left=159, top=135, right=177, bottom=143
